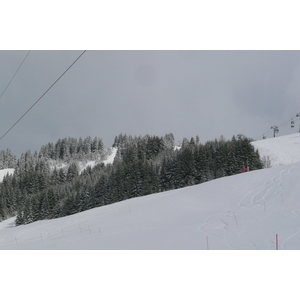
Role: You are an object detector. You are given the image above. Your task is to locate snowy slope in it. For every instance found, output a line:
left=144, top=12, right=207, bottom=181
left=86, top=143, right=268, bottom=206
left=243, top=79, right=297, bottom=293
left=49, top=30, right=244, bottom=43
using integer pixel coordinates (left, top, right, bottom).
left=102, top=147, right=117, bottom=165
left=2, top=134, right=300, bottom=249
left=0, top=168, right=14, bottom=182
left=252, top=132, right=300, bottom=167
left=1, top=160, right=300, bottom=249
left=76, top=147, right=117, bottom=173
left=0, top=147, right=118, bottom=183
left=49, top=147, right=118, bottom=174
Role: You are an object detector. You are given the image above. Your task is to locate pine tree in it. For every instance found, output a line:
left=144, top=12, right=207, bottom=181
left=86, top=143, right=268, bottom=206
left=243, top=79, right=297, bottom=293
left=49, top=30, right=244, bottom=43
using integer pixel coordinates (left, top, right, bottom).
left=50, top=168, right=60, bottom=186
left=15, top=207, right=24, bottom=226
left=58, top=168, right=67, bottom=184
left=23, top=197, right=33, bottom=224
left=163, top=133, right=175, bottom=150
left=67, top=163, right=79, bottom=181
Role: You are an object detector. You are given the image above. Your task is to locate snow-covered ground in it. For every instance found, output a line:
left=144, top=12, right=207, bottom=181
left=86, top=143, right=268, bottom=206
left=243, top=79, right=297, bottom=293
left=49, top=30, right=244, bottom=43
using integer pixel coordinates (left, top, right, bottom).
left=0, top=161, right=300, bottom=250
left=47, top=147, right=118, bottom=174
left=0, top=168, right=14, bottom=182
left=1, top=134, right=300, bottom=250
left=102, top=147, right=117, bottom=165
left=252, top=132, right=300, bottom=166
left=76, top=147, right=117, bottom=173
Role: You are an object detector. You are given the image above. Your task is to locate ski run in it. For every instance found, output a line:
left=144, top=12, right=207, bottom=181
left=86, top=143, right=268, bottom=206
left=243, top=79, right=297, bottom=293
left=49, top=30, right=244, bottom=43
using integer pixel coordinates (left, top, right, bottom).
left=1, top=133, right=300, bottom=250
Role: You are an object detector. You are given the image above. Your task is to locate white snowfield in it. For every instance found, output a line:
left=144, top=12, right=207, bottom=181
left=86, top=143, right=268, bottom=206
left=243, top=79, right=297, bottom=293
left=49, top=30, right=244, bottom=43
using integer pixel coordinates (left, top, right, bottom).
left=102, top=147, right=117, bottom=165
left=51, top=147, right=118, bottom=175
left=75, top=147, right=118, bottom=174
left=252, top=132, right=300, bottom=166
left=0, top=168, right=14, bottom=182
left=1, top=134, right=300, bottom=249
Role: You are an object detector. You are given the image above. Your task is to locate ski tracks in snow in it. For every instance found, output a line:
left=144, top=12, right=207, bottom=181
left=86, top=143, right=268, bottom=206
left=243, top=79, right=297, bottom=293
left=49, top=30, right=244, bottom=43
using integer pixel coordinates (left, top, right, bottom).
left=238, top=167, right=290, bottom=209
left=198, top=164, right=300, bottom=249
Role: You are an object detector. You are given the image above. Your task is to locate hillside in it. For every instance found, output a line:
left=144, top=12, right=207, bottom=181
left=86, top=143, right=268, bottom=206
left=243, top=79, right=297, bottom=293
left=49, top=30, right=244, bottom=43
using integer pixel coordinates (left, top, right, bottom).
left=252, top=132, right=300, bottom=166
left=1, top=133, right=299, bottom=249
left=1, top=133, right=262, bottom=225
left=1, top=133, right=300, bottom=249
left=0, top=148, right=118, bottom=184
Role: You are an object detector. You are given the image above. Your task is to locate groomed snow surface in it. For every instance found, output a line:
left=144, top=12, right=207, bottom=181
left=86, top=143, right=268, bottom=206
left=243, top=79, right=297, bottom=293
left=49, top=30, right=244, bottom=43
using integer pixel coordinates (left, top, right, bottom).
left=252, top=132, right=300, bottom=166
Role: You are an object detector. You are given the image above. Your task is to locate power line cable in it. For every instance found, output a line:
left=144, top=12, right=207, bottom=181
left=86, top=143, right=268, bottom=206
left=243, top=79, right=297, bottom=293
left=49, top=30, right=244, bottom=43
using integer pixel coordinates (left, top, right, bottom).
left=0, top=50, right=31, bottom=101
left=0, top=50, right=86, bottom=142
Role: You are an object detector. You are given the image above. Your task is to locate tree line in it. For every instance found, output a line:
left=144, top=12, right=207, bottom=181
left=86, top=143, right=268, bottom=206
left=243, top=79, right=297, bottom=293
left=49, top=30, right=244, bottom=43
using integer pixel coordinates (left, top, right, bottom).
left=0, top=133, right=263, bottom=225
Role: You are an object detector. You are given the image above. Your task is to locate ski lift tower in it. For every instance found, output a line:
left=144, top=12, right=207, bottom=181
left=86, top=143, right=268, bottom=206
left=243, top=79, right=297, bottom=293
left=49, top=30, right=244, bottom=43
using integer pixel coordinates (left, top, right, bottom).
left=296, top=113, right=300, bottom=132
left=271, top=125, right=279, bottom=137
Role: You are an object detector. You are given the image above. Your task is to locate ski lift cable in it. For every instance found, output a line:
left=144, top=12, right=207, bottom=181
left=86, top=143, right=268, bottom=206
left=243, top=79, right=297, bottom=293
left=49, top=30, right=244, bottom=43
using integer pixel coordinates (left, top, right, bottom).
left=0, top=50, right=31, bottom=102
left=257, top=128, right=272, bottom=139
left=0, top=50, right=86, bottom=142
left=256, top=113, right=300, bottom=140
left=279, top=113, right=300, bottom=127
left=277, top=119, right=291, bottom=127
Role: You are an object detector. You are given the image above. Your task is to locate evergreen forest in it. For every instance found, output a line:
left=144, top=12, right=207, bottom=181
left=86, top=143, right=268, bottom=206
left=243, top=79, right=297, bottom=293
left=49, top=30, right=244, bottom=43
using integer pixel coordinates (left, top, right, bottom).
left=0, top=133, right=263, bottom=225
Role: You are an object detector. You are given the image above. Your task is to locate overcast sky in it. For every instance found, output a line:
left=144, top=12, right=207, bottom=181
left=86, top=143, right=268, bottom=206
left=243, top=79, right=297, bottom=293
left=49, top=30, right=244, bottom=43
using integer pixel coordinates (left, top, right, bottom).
left=1, top=50, right=300, bottom=156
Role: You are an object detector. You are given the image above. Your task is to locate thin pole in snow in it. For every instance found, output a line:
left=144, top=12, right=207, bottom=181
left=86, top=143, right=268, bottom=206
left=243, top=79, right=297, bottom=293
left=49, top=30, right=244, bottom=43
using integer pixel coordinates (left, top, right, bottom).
left=206, top=236, right=209, bottom=250
left=276, top=234, right=279, bottom=250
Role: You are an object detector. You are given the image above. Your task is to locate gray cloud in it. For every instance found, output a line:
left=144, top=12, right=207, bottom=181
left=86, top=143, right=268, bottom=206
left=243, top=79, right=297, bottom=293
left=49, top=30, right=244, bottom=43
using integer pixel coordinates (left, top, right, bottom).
left=0, top=50, right=300, bottom=156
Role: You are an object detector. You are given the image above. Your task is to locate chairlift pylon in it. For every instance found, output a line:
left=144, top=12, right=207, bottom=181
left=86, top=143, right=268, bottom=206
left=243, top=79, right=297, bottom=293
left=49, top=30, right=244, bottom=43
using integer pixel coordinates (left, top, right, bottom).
left=271, top=125, right=279, bottom=137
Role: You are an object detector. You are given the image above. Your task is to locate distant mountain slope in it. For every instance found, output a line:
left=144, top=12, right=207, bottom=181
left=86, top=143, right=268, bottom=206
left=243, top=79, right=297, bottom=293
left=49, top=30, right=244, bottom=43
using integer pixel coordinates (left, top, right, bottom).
left=252, top=133, right=300, bottom=167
